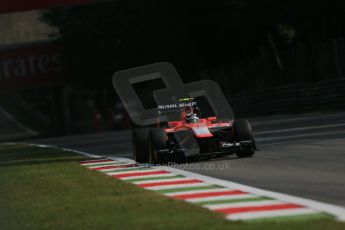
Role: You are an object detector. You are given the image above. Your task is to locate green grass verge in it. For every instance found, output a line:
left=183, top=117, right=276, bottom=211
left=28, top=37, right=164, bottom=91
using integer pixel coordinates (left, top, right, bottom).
left=0, top=143, right=344, bottom=230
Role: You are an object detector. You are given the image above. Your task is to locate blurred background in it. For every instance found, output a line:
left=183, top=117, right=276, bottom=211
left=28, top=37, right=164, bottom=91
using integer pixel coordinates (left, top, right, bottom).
left=1, top=0, right=345, bottom=141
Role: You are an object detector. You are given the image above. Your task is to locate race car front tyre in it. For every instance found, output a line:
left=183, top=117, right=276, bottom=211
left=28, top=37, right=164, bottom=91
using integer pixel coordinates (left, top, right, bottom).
left=233, top=119, right=255, bottom=158
left=148, top=128, right=167, bottom=163
left=132, top=128, right=151, bottom=163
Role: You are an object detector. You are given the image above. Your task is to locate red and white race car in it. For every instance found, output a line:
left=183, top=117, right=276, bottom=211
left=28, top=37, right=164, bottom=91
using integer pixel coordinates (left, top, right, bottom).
left=132, top=100, right=257, bottom=163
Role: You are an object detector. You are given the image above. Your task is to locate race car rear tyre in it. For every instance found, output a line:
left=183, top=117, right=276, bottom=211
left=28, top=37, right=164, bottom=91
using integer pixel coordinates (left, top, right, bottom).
left=233, top=119, right=255, bottom=158
left=148, top=128, right=167, bottom=163
left=132, top=128, right=151, bottom=163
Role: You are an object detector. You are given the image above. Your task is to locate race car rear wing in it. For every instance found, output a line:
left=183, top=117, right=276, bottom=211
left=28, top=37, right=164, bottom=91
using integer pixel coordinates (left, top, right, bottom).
left=156, top=98, right=199, bottom=124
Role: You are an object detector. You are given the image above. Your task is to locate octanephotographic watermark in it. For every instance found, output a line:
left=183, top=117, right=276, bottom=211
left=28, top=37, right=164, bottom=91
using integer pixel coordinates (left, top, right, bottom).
left=137, top=162, right=231, bottom=171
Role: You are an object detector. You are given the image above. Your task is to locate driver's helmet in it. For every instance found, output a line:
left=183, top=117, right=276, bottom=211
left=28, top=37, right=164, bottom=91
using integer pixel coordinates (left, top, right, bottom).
left=186, top=113, right=199, bottom=123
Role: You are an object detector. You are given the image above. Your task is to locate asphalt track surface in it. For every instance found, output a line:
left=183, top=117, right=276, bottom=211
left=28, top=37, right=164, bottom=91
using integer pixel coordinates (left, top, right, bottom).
left=27, top=112, right=345, bottom=207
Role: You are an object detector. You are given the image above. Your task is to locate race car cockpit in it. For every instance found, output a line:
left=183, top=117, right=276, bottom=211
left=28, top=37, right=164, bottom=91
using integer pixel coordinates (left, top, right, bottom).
left=186, top=113, right=200, bottom=123
left=184, top=104, right=200, bottom=123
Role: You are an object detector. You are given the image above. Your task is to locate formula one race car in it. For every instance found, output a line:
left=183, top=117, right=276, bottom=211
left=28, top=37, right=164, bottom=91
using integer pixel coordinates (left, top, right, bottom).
left=132, top=99, right=257, bottom=163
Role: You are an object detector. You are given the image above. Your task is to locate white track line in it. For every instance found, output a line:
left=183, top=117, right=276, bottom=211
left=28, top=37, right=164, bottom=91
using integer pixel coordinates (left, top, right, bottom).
left=186, top=194, right=258, bottom=203
left=80, top=160, right=112, bottom=166
left=164, top=188, right=231, bottom=196
left=97, top=166, right=140, bottom=173
left=118, top=173, right=178, bottom=180
left=81, top=162, right=110, bottom=167
left=226, top=208, right=319, bottom=221
left=0, top=106, right=38, bottom=136
left=92, top=164, right=139, bottom=172
left=133, top=177, right=201, bottom=185
left=28, top=144, right=102, bottom=158
left=109, top=157, right=136, bottom=164
left=98, top=166, right=147, bottom=171
left=251, top=112, right=345, bottom=126
left=146, top=183, right=210, bottom=191
left=204, top=200, right=285, bottom=210
left=106, top=168, right=163, bottom=176
left=257, top=130, right=345, bottom=141
left=86, top=162, right=134, bottom=168
left=255, top=123, right=345, bottom=135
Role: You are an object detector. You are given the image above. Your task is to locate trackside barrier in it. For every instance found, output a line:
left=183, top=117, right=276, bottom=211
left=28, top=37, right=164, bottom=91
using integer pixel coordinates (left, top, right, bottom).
left=228, top=78, right=345, bottom=117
